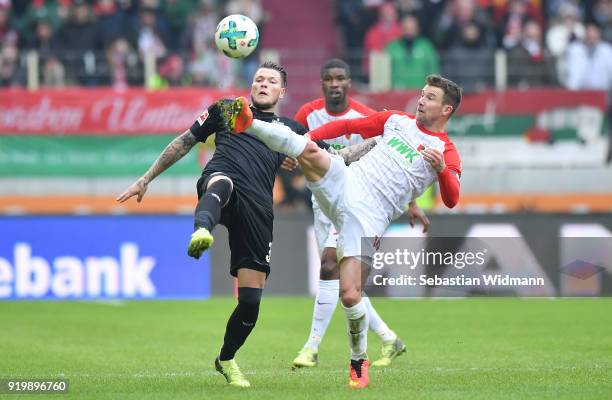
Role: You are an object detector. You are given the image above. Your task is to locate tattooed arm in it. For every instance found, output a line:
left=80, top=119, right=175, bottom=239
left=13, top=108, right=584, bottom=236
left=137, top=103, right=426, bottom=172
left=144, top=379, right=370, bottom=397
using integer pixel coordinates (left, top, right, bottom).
left=336, top=138, right=378, bottom=165
left=116, top=130, right=198, bottom=203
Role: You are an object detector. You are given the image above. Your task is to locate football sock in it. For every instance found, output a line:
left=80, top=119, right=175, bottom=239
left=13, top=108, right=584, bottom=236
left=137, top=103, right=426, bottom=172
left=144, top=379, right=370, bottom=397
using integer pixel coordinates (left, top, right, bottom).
left=194, top=178, right=233, bottom=231
left=219, top=287, right=262, bottom=361
left=363, top=296, right=397, bottom=343
left=246, top=119, right=308, bottom=158
left=304, top=279, right=340, bottom=351
left=342, top=300, right=369, bottom=361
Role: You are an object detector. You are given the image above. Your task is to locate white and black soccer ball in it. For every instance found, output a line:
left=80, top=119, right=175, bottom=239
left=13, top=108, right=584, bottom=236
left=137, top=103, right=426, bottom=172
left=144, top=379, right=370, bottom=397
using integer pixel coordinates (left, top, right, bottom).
left=214, top=14, right=259, bottom=59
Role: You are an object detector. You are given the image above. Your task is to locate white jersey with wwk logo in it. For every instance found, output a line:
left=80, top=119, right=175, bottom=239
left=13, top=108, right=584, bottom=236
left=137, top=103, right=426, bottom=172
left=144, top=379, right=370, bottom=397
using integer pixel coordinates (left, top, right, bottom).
left=349, top=114, right=448, bottom=222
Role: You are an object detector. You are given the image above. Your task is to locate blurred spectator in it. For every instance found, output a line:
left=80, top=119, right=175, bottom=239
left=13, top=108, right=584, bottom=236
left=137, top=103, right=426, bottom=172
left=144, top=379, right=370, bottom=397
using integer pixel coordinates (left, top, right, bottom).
left=435, top=0, right=495, bottom=50
left=0, top=6, right=18, bottom=47
left=95, top=0, right=130, bottom=46
left=157, top=53, right=188, bottom=86
left=55, top=0, right=101, bottom=85
left=337, top=0, right=370, bottom=79
left=0, top=42, right=24, bottom=86
left=363, top=2, right=402, bottom=74
left=162, top=0, right=197, bottom=49
left=507, top=20, right=557, bottom=88
left=24, top=17, right=65, bottom=87
left=384, top=14, right=439, bottom=89
left=136, top=7, right=169, bottom=62
left=435, top=0, right=492, bottom=49
left=489, top=0, right=543, bottom=26
left=565, top=24, right=612, bottom=90
left=226, top=0, right=266, bottom=85
left=19, top=0, right=70, bottom=44
left=546, top=2, right=585, bottom=58
left=592, top=0, right=612, bottom=43
left=395, top=0, right=445, bottom=39
left=545, top=0, right=584, bottom=23
left=496, top=0, right=543, bottom=49
left=443, top=21, right=495, bottom=93
left=187, top=0, right=236, bottom=88
left=106, top=36, right=141, bottom=89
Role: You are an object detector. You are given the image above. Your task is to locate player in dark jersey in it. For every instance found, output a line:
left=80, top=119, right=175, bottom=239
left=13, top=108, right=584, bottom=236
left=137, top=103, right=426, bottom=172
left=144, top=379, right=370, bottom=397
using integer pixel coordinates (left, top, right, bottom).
left=117, top=61, right=310, bottom=388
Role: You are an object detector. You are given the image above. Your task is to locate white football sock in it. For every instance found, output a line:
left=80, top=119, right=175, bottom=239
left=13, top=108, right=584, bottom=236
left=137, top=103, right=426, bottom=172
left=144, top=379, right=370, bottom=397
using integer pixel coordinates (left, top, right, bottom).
left=246, top=119, right=308, bottom=158
left=363, top=296, right=397, bottom=343
left=303, top=279, right=340, bottom=351
left=342, top=300, right=369, bottom=361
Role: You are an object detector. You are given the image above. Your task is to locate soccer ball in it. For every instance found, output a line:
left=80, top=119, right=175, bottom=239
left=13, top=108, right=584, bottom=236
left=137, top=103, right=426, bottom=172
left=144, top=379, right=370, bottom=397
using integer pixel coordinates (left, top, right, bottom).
left=214, top=14, right=259, bottom=59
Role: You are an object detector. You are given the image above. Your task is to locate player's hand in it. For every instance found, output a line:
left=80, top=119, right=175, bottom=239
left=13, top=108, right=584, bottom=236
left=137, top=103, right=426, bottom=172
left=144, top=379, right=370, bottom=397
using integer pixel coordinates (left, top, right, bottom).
left=407, top=201, right=430, bottom=233
left=281, top=156, right=298, bottom=171
left=116, top=177, right=148, bottom=203
left=422, top=148, right=445, bottom=173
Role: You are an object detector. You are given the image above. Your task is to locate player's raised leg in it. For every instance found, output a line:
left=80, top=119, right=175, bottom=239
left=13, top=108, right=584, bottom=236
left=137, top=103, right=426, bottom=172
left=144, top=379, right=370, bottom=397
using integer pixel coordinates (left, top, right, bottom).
left=222, top=97, right=332, bottom=183
left=188, top=175, right=233, bottom=259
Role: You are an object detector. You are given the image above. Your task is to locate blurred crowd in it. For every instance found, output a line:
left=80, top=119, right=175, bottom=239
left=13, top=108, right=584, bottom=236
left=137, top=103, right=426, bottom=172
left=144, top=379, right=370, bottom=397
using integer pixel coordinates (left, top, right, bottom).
left=0, top=0, right=611, bottom=94
left=0, top=0, right=265, bottom=88
left=338, top=0, right=612, bottom=92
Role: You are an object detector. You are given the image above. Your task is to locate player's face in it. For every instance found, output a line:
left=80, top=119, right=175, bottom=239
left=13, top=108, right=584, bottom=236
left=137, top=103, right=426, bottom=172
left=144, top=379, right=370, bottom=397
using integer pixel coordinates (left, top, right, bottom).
left=415, top=85, right=452, bottom=127
left=251, top=68, right=285, bottom=111
left=321, top=67, right=351, bottom=104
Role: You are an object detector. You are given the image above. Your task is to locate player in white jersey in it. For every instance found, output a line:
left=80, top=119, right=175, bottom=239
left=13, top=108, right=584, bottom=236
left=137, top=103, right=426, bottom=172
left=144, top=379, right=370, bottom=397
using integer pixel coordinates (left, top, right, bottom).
left=221, top=74, right=462, bottom=388
left=291, top=59, right=428, bottom=369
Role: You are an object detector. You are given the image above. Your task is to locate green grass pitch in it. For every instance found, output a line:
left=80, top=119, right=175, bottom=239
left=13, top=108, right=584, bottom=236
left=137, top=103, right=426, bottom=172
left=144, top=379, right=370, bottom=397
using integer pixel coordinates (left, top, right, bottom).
left=1, top=298, right=611, bottom=399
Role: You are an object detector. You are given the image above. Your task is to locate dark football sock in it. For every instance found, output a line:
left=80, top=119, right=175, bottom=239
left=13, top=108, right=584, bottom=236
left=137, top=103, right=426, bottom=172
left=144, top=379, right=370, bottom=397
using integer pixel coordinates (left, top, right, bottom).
left=219, top=287, right=262, bottom=361
left=194, top=178, right=233, bottom=231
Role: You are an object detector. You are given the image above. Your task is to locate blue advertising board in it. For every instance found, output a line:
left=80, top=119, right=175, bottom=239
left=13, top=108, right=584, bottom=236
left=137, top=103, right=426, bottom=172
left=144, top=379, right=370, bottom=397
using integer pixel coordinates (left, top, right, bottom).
left=0, top=216, right=210, bottom=300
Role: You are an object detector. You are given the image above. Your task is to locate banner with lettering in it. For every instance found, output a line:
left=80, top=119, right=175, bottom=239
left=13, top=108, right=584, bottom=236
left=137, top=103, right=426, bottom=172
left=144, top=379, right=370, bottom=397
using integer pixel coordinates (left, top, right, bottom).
left=0, top=135, right=205, bottom=176
left=0, top=216, right=210, bottom=300
left=0, top=88, right=248, bottom=135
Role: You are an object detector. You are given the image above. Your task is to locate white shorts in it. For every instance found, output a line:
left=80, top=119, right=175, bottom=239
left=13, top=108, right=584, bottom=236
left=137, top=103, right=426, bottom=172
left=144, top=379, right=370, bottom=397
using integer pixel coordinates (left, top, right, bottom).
left=312, top=198, right=338, bottom=256
left=307, top=155, right=388, bottom=262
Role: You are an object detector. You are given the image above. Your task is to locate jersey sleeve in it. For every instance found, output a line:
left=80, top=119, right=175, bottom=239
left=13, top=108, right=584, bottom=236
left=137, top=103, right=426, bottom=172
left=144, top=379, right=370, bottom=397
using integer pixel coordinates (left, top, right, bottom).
left=309, top=110, right=405, bottom=141
left=437, top=141, right=462, bottom=208
left=293, top=105, right=310, bottom=129
left=189, top=105, right=219, bottom=142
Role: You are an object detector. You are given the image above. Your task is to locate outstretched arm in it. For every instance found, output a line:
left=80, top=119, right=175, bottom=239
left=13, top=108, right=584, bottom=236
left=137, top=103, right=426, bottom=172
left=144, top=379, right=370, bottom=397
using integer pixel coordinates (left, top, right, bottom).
left=309, top=110, right=403, bottom=141
left=116, top=130, right=198, bottom=203
left=336, top=138, right=378, bottom=164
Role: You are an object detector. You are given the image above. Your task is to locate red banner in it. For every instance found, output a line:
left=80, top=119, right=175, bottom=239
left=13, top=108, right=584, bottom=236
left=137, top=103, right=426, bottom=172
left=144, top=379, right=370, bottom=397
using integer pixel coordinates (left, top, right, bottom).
left=0, top=88, right=606, bottom=134
left=0, top=88, right=248, bottom=135
left=353, top=89, right=608, bottom=114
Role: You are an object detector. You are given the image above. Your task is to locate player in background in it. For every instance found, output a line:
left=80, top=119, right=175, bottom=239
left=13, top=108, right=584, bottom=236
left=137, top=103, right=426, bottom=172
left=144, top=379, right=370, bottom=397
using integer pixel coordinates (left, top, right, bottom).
left=117, top=62, right=310, bottom=389
left=220, top=74, right=462, bottom=388
left=291, top=58, right=428, bottom=369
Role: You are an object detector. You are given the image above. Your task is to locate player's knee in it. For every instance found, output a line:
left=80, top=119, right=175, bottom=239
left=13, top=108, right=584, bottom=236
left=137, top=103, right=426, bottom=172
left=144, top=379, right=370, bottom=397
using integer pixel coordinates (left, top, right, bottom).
left=320, top=254, right=339, bottom=280
left=238, top=287, right=262, bottom=306
left=203, top=176, right=233, bottom=207
left=238, top=287, right=262, bottom=323
left=297, top=141, right=320, bottom=165
left=340, top=287, right=361, bottom=308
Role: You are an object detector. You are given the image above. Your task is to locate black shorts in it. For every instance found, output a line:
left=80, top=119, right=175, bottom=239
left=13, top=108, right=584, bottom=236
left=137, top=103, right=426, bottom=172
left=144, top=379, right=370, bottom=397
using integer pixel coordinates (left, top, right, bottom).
left=197, top=173, right=273, bottom=278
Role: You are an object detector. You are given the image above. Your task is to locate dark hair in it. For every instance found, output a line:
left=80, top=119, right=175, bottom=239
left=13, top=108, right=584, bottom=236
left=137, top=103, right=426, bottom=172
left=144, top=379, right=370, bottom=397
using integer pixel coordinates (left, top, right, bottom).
left=259, top=61, right=287, bottom=87
left=320, top=58, right=351, bottom=78
left=426, top=74, right=462, bottom=115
